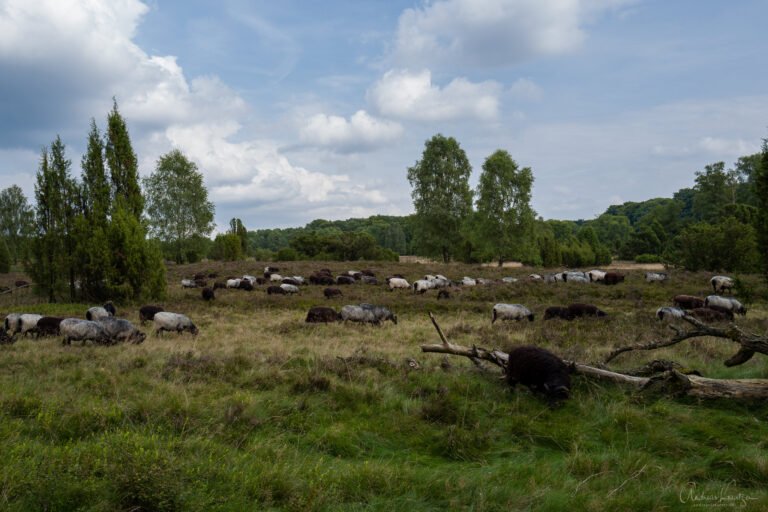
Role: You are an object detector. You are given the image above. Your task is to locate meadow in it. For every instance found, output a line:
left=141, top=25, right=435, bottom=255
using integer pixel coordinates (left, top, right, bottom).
left=0, top=261, right=767, bottom=511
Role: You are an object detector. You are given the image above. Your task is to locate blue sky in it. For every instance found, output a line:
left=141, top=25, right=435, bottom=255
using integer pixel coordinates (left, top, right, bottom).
left=1, top=0, right=766, bottom=230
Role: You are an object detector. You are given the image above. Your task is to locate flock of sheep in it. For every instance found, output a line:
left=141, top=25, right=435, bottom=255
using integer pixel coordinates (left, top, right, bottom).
left=1, top=303, right=198, bottom=346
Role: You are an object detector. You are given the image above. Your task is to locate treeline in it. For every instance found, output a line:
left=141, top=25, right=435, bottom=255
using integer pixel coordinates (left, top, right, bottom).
left=569, top=153, right=767, bottom=272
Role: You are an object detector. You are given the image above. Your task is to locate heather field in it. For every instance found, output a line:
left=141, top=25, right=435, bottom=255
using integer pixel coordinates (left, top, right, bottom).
left=1, top=261, right=767, bottom=511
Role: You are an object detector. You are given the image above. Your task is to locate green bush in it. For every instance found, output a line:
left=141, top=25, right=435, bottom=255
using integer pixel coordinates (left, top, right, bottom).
left=635, top=253, right=661, bottom=263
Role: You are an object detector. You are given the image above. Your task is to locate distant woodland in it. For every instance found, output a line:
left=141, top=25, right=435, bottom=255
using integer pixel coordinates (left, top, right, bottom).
left=1, top=106, right=767, bottom=304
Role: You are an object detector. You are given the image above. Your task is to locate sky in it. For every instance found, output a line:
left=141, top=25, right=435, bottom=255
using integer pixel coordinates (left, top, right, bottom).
left=1, top=0, right=767, bottom=231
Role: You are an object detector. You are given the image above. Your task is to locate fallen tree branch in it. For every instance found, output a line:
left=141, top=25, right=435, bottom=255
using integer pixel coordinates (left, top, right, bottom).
left=605, top=315, right=768, bottom=367
left=422, top=313, right=768, bottom=400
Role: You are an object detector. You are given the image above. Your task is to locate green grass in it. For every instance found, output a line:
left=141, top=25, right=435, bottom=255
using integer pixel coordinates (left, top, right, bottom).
left=1, top=261, right=767, bottom=510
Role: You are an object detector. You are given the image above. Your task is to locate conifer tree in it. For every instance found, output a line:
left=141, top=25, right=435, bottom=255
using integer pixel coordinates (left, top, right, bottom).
left=755, top=138, right=768, bottom=279
left=105, top=99, right=143, bottom=218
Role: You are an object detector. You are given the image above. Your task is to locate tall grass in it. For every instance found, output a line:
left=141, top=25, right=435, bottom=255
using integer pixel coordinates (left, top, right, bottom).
left=0, top=262, right=766, bottom=510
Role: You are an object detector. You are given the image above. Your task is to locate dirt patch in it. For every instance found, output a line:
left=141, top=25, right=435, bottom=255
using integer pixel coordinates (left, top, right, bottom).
left=605, top=261, right=666, bottom=271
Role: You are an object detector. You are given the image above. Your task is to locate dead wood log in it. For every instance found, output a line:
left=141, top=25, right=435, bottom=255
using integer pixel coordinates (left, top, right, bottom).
left=605, top=315, right=768, bottom=367
left=421, top=313, right=768, bottom=400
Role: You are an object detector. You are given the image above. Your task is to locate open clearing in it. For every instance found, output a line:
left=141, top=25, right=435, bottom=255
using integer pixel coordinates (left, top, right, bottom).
left=1, top=261, right=767, bottom=511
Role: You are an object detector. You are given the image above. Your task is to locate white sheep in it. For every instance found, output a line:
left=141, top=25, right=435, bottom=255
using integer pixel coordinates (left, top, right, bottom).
left=153, top=312, right=199, bottom=336
left=492, top=304, right=534, bottom=323
left=4, top=313, right=21, bottom=335
left=181, top=279, right=197, bottom=288
left=226, top=278, right=242, bottom=289
left=461, top=277, right=477, bottom=286
left=705, top=295, right=746, bottom=316
left=587, top=270, right=606, bottom=282
left=388, top=277, right=410, bottom=290
left=340, top=304, right=397, bottom=325
left=412, top=279, right=434, bottom=294
left=502, top=277, right=518, bottom=283
left=269, top=273, right=284, bottom=282
left=280, top=283, right=299, bottom=294
left=646, top=272, right=668, bottom=283
left=17, top=313, right=43, bottom=336
left=710, top=276, right=734, bottom=294
left=98, top=317, right=146, bottom=344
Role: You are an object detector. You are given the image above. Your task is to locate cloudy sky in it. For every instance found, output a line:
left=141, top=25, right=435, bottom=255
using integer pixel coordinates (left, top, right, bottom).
left=1, top=0, right=766, bottom=230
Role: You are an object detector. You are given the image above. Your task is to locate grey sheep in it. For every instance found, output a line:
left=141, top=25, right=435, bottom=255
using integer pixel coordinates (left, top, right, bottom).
left=98, top=317, right=146, bottom=344
left=153, top=311, right=199, bottom=336
left=60, top=318, right=110, bottom=346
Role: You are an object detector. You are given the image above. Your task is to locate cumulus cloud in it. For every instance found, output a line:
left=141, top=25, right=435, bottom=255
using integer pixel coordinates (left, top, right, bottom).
left=367, top=69, right=501, bottom=121
left=390, top=0, right=633, bottom=70
left=0, top=0, right=393, bottom=227
left=300, top=110, right=403, bottom=152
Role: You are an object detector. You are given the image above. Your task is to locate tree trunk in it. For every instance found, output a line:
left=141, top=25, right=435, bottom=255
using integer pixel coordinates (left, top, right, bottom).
left=421, top=313, right=768, bottom=401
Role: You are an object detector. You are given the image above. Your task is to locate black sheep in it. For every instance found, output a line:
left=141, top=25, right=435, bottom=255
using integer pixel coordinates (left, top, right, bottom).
left=324, top=287, right=343, bottom=299
left=336, top=276, right=355, bottom=285
left=238, top=280, right=254, bottom=291
left=567, top=303, right=607, bottom=318
left=139, top=305, right=164, bottom=325
left=35, top=316, right=64, bottom=337
left=201, top=287, right=215, bottom=301
left=602, top=272, right=625, bottom=285
left=506, top=345, right=572, bottom=403
left=267, top=285, right=287, bottom=295
left=543, top=306, right=574, bottom=321
left=437, top=290, right=451, bottom=300
left=305, top=306, right=341, bottom=323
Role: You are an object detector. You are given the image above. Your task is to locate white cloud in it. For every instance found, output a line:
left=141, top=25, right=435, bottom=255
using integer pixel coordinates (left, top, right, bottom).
left=390, top=0, right=634, bottom=70
left=300, top=110, right=403, bottom=152
left=697, top=137, right=757, bottom=157
left=0, top=0, right=393, bottom=227
left=367, top=69, right=501, bottom=121
left=509, top=78, right=543, bottom=102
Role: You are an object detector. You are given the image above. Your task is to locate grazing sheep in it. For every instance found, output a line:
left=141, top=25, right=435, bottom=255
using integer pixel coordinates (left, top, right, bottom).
left=361, top=276, right=378, bottom=285
left=340, top=304, right=397, bottom=325
left=153, top=312, right=198, bottom=336
left=646, top=272, right=668, bottom=283
left=181, top=279, right=197, bottom=288
left=492, top=304, right=534, bottom=323
left=387, top=277, right=410, bottom=290
left=336, top=276, right=355, bottom=285
left=59, top=318, right=109, bottom=346
left=704, top=295, right=746, bottom=316
left=700, top=304, right=735, bottom=320
left=98, top=317, right=146, bottom=344
left=282, top=277, right=301, bottom=286
left=656, top=307, right=686, bottom=322
left=347, top=271, right=363, bottom=280
left=17, top=314, right=43, bottom=337
left=226, top=278, right=242, bottom=289
left=587, top=270, right=606, bottom=283
left=543, top=307, right=574, bottom=321
left=361, top=269, right=376, bottom=277
left=602, top=272, right=625, bottom=285
left=502, top=277, right=518, bottom=284
left=202, top=287, right=215, bottom=301
left=564, top=271, right=588, bottom=282
left=237, top=280, right=254, bottom=291
left=710, top=275, right=734, bottom=294
left=269, top=273, right=284, bottom=282
left=265, top=266, right=280, bottom=274
left=213, top=281, right=227, bottom=290
left=267, top=285, right=287, bottom=295
left=567, top=303, right=607, bottom=318
left=310, top=272, right=335, bottom=285
left=437, top=290, right=451, bottom=300
left=506, top=345, right=572, bottom=403
left=673, top=295, right=705, bottom=310
left=528, top=273, right=543, bottom=281
left=103, top=301, right=116, bottom=316
left=461, top=277, right=477, bottom=286
left=324, top=288, right=343, bottom=299
left=35, top=316, right=64, bottom=337
left=305, top=306, right=341, bottom=323
left=413, top=279, right=434, bottom=294
left=139, top=305, right=164, bottom=325
left=688, top=307, right=732, bottom=322
left=280, top=284, right=299, bottom=294
left=86, top=306, right=113, bottom=321
left=3, top=313, right=21, bottom=335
